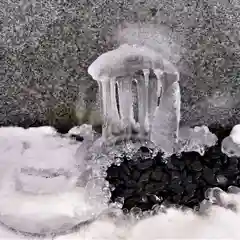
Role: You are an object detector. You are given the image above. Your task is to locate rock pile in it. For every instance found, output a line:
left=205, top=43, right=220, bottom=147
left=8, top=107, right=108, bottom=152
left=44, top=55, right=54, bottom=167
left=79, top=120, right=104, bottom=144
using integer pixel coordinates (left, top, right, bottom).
left=106, top=127, right=240, bottom=211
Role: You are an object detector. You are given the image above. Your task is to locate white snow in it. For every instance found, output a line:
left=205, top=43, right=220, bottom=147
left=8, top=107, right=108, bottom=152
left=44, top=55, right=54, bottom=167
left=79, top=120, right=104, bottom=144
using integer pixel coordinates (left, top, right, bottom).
left=67, top=124, right=95, bottom=141
left=221, top=124, right=240, bottom=157
left=230, top=124, right=240, bottom=145
left=0, top=126, right=240, bottom=240
left=54, top=188, right=240, bottom=240
left=0, top=126, right=108, bottom=237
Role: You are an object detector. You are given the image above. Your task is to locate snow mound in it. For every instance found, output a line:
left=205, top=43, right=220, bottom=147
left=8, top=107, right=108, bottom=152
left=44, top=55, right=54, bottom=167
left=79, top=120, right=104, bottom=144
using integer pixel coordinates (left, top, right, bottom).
left=222, top=124, right=240, bottom=157
left=56, top=187, right=240, bottom=240
left=0, top=126, right=108, bottom=235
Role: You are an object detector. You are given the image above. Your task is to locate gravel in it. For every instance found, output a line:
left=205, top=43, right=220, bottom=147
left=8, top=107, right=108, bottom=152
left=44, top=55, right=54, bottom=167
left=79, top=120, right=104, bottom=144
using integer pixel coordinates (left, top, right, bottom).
left=106, top=127, right=240, bottom=211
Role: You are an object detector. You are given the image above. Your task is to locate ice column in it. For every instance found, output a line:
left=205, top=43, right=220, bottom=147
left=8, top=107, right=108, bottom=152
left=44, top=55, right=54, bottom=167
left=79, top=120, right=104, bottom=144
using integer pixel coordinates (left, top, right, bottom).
left=88, top=44, right=180, bottom=145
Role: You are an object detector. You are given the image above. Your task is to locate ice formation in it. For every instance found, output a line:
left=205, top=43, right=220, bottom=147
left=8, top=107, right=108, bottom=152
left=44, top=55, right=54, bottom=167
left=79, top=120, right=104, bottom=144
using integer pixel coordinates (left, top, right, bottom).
left=177, top=125, right=218, bottom=155
left=221, top=124, right=240, bottom=157
left=88, top=44, right=180, bottom=154
left=0, top=126, right=109, bottom=235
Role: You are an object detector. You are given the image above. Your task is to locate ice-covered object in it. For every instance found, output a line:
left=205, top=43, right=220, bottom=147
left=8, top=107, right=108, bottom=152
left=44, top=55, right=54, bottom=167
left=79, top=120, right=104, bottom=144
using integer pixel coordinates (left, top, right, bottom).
left=177, top=126, right=218, bottom=155
left=150, top=72, right=180, bottom=155
left=221, top=124, right=240, bottom=157
left=0, top=127, right=108, bottom=235
left=88, top=44, right=180, bottom=144
left=68, top=124, right=95, bottom=141
left=88, top=44, right=177, bottom=80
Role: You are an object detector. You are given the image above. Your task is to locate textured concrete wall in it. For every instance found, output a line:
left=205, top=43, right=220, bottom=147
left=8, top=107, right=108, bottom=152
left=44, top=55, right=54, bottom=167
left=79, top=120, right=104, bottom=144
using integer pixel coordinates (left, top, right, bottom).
left=1, top=0, right=240, bottom=130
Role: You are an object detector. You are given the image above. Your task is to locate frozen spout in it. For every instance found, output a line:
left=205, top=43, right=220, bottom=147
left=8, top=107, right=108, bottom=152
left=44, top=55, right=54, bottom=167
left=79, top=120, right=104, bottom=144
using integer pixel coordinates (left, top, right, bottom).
left=88, top=44, right=180, bottom=146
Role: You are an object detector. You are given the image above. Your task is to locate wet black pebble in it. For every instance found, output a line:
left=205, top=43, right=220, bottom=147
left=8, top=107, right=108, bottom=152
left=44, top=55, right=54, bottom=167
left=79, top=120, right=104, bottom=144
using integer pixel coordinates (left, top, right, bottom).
left=69, top=134, right=84, bottom=142
left=106, top=128, right=240, bottom=211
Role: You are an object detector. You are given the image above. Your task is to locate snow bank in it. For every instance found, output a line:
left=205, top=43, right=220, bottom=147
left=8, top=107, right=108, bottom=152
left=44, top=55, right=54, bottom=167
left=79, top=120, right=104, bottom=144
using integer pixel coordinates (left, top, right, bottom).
left=0, top=126, right=239, bottom=239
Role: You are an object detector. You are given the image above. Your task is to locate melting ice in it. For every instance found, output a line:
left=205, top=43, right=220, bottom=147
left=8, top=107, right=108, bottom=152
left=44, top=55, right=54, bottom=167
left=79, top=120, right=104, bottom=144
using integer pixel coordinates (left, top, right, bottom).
left=88, top=44, right=180, bottom=155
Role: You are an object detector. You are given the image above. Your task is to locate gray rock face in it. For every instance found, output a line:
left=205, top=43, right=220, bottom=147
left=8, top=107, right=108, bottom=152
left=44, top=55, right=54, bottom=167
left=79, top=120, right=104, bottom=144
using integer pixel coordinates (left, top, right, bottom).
left=1, top=0, right=240, bottom=129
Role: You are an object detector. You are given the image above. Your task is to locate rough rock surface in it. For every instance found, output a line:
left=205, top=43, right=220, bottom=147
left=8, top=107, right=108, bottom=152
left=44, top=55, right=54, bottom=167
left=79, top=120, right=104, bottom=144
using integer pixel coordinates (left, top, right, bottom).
left=1, top=0, right=240, bottom=129
left=106, top=127, right=240, bottom=211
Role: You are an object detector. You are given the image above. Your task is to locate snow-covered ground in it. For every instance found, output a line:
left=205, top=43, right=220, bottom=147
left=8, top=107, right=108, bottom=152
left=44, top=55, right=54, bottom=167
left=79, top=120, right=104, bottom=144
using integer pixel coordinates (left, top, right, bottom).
left=0, top=126, right=240, bottom=239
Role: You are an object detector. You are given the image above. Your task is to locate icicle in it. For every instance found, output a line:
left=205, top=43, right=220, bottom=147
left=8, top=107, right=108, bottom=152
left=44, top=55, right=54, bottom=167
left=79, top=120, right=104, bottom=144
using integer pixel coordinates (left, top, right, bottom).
left=109, top=78, right=121, bottom=135
left=136, top=75, right=148, bottom=138
left=98, top=80, right=111, bottom=139
left=143, top=69, right=150, bottom=133
left=153, top=69, right=163, bottom=99
left=147, top=72, right=158, bottom=139
left=150, top=72, right=181, bottom=156
left=117, top=76, right=134, bottom=138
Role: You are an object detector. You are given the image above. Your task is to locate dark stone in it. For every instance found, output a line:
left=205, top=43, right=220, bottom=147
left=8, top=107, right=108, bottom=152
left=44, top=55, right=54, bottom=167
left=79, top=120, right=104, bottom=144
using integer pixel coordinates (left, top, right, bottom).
left=185, top=183, right=197, bottom=198
left=195, top=172, right=202, bottom=180
left=166, top=160, right=179, bottom=170
left=132, top=170, right=141, bottom=181
left=136, top=158, right=153, bottom=170
left=161, top=172, right=170, bottom=185
left=122, top=188, right=136, bottom=198
left=216, top=175, right=228, bottom=186
left=170, top=171, right=182, bottom=181
left=151, top=167, right=163, bottom=181
left=191, top=160, right=203, bottom=172
left=106, top=133, right=240, bottom=212
left=126, top=180, right=137, bottom=188
left=121, top=163, right=131, bottom=176
left=106, top=166, right=119, bottom=180
left=119, top=169, right=130, bottom=182
left=170, top=155, right=185, bottom=170
left=69, top=134, right=84, bottom=142
left=202, top=167, right=217, bottom=185
left=138, top=171, right=151, bottom=184
left=148, top=194, right=163, bottom=204
left=145, top=182, right=165, bottom=194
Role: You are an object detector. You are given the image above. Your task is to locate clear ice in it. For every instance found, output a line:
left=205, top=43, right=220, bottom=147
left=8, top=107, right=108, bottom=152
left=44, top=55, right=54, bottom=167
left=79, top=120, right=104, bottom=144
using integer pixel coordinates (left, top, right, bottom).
left=88, top=44, right=181, bottom=153
left=177, top=126, right=218, bottom=156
